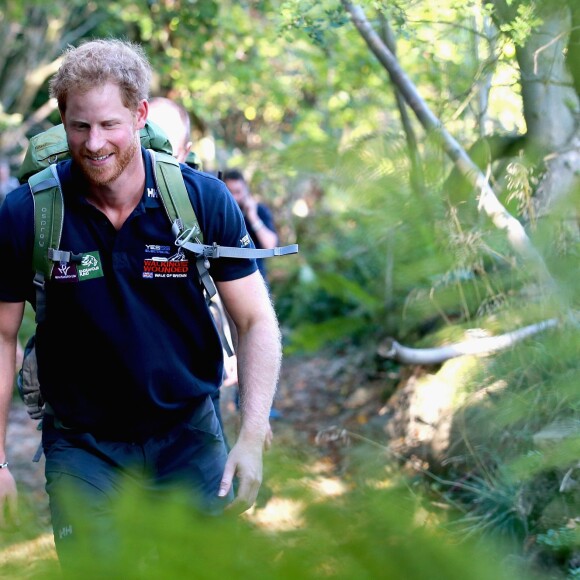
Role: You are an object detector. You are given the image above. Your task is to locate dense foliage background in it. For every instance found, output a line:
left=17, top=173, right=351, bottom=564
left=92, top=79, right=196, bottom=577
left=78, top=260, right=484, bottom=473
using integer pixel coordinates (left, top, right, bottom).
left=2, top=0, right=580, bottom=577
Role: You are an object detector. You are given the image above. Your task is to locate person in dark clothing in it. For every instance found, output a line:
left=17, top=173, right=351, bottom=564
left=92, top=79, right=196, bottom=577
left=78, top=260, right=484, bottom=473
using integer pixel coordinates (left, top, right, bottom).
left=0, top=39, right=282, bottom=572
left=223, top=169, right=279, bottom=286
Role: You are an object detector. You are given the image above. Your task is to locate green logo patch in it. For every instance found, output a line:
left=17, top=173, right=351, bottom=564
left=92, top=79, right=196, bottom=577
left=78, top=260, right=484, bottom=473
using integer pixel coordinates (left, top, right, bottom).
left=77, top=251, right=103, bottom=280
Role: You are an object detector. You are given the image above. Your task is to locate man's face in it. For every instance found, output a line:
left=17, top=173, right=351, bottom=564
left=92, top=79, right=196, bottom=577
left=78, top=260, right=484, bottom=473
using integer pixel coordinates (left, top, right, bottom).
left=224, top=179, right=248, bottom=207
left=63, top=82, right=146, bottom=186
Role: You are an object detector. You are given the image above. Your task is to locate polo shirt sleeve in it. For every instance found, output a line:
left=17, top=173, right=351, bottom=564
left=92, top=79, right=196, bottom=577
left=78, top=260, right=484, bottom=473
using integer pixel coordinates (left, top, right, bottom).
left=0, top=184, right=34, bottom=302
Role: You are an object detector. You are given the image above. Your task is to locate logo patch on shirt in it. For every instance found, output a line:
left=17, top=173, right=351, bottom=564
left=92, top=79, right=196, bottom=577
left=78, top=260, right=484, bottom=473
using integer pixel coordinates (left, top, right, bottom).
left=52, top=251, right=103, bottom=282
left=143, top=245, right=189, bottom=279
left=145, top=244, right=171, bottom=255
left=53, top=261, right=79, bottom=283
left=77, top=252, right=103, bottom=280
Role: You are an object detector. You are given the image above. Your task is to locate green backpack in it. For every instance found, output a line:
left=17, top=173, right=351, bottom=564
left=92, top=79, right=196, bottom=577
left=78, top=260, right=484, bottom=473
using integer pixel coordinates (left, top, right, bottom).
left=19, top=121, right=213, bottom=322
left=16, top=121, right=298, bottom=422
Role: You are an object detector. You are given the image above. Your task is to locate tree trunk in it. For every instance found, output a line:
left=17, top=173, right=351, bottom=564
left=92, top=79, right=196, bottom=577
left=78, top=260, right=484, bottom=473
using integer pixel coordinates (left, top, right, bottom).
left=491, top=0, right=580, bottom=216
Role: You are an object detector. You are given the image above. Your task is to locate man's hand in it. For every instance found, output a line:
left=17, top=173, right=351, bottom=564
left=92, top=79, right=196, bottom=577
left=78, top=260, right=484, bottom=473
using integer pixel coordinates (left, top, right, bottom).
left=239, top=193, right=258, bottom=222
left=218, top=438, right=263, bottom=514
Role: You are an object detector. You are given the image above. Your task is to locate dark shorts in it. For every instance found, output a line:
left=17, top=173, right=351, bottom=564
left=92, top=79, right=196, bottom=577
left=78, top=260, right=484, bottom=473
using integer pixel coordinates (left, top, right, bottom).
left=41, top=395, right=232, bottom=571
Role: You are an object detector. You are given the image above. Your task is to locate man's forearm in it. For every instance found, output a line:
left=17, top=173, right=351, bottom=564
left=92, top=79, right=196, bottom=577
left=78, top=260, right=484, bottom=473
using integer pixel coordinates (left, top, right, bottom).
left=235, top=317, right=281, bottom=443
left=0, top=345, right=17, bottom=461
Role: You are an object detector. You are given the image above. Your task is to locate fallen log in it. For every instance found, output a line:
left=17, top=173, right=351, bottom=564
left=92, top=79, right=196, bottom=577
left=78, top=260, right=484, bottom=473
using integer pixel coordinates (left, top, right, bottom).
left=378, top=318, right=559, bottom=365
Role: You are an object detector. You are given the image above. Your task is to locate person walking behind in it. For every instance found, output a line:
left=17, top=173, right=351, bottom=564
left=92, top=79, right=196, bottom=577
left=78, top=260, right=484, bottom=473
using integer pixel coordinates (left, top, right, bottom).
left=147, top=96, right=193, bottom=164
left=147, top=96, right=203, bottom=170
left=0, top=39, right=281, bottom=572
left=222, top=169, right=279, bottom=285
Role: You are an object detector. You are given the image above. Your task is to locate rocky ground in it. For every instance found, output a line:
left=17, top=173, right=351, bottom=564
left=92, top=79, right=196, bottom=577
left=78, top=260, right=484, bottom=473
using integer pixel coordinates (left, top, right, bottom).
left=5, top=405, right=50, bottom=529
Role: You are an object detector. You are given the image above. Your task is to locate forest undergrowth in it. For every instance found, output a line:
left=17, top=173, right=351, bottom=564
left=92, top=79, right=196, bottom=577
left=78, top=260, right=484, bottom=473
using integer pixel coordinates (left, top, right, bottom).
left=0, top=344, right=574, bottom=579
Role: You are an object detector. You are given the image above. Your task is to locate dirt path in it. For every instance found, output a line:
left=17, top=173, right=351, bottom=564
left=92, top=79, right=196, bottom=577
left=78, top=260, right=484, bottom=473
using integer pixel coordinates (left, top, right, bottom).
left=5, top=405, right=50, bottom=530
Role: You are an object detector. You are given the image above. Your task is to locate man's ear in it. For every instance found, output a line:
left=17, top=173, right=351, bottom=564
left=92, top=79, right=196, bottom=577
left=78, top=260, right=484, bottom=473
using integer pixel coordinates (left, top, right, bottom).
left=135, top=100, right=148, bottom=130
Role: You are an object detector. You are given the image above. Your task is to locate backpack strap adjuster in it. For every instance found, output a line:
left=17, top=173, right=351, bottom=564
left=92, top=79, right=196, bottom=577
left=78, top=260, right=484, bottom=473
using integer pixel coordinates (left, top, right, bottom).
left=174, top=224, right=201, bottom=245
left=48, top=249, right=83, bottom=263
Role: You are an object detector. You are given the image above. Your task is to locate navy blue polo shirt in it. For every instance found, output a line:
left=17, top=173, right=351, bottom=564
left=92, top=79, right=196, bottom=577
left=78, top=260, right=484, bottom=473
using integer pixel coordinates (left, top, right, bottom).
left=0, top=148, right=257, bottom=440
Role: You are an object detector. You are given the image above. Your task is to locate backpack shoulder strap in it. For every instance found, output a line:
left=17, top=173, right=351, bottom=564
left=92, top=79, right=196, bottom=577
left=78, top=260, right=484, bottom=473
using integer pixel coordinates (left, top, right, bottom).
left=28, top=165, right=65, bottom=323
left=148, top=149, right=203, bottom=243
left=148, top=149, right=218, bottom=300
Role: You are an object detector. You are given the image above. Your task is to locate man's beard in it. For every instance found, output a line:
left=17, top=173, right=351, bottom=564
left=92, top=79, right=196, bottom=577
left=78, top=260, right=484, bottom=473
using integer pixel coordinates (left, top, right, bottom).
left=74, top=134, right=140, bottom=186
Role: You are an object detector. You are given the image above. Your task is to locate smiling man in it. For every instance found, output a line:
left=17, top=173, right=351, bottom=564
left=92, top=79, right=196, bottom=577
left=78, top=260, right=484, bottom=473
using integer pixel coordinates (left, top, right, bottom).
left=0, top=39, right=281, bottom=572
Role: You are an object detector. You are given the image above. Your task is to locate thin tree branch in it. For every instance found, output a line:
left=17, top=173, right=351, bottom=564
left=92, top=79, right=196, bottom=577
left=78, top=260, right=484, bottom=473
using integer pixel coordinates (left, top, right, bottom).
left=377, top=318, right=559, bottom=365
left=377, top=13, right=426, bottom=196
